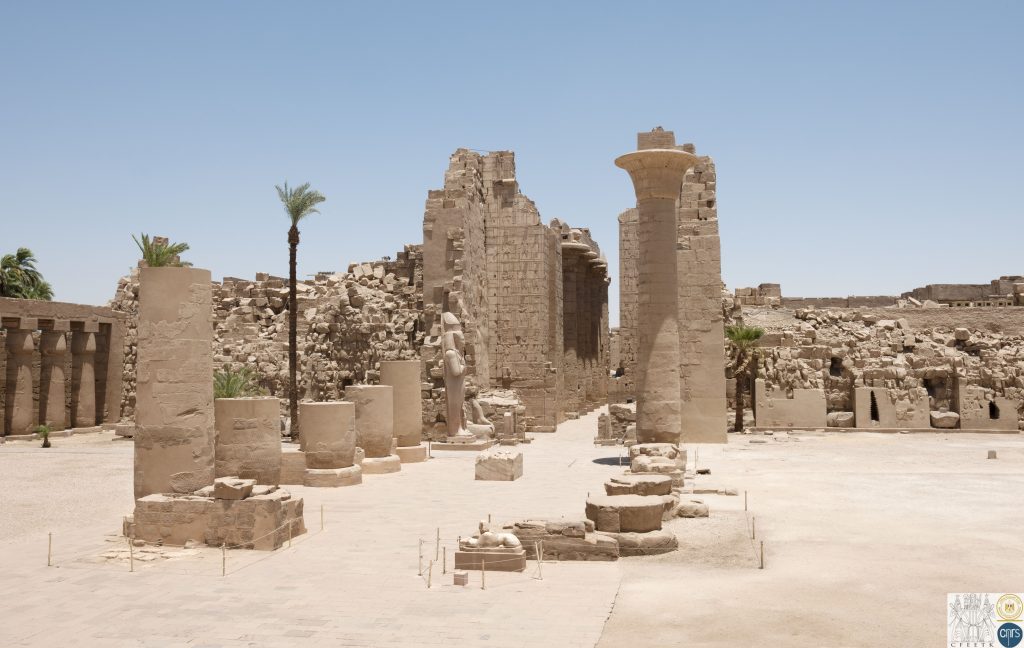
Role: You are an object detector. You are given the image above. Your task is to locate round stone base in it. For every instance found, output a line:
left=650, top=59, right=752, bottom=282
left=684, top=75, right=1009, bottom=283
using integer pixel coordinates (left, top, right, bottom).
left=361, top=454, right=402, bottom=474
left=303, top=465, right=362, bottom=488
left=395, top=444, right=428, bottom=463
left=585, top=494, right=664, bottom=533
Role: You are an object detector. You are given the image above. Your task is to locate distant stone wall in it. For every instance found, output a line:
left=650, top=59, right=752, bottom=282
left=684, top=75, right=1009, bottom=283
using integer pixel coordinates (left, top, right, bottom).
left=1, top=297, right=124, bottom=435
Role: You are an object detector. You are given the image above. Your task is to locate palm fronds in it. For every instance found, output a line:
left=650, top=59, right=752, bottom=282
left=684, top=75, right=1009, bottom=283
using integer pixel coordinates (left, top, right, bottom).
left=0, top=247, right=54, bottom=300
left=276, top=181, right=326, bottom=226
left=133, top=233, right=192, bottom=267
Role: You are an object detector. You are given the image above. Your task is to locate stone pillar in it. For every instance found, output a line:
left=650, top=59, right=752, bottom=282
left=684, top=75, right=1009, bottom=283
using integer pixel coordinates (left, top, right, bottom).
left=346, top=384, right=400, bottom=474
left=4, top=329, right=36, bottom=435
left=215, top=397, right=282, bottom=485
left=299, top=401, right=357, bottom=468
left=134, top=267, right=215, bottom=499
left=615, top=128, right=698, bottom=444
left=71, top=331, right=97, bottom=428
left=380, top=360, right=427, bottom=463
left=39, top=330, right=68, bottom=430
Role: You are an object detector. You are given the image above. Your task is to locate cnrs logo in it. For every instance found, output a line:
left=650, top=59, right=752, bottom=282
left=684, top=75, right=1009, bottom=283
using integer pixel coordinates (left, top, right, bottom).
left=999, top=623, right=1023, bottom=648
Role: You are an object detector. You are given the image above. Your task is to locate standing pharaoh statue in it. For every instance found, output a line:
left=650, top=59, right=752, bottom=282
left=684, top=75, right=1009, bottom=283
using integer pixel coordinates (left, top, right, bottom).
left=442, top=313, right=475, bottom=442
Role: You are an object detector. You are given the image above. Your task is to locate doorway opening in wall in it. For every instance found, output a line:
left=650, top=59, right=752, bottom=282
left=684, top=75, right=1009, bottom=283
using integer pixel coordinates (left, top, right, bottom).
left=869, top=391, right=880, bottom=422
left=989, top=401, right=1000, bottom=420
left=829, top=357, right=843, bottom=377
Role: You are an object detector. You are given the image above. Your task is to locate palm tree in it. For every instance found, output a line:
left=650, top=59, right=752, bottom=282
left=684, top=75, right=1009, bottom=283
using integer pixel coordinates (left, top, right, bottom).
left=0, top=247, right=54, bottom=300
left=276, top=181, right=326, bottom=439
left=132, top=234, right=191, bottom=267
left=725, top=324, right=764, bottom=432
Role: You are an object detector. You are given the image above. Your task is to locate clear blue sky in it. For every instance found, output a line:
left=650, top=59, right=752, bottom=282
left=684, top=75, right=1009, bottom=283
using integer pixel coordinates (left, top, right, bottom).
left=3, top=1, right=1021, bottom=325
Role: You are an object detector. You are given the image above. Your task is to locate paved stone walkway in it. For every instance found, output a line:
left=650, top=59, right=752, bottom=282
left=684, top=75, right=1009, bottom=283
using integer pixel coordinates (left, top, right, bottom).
left=0, top=410, right=624, bottom=647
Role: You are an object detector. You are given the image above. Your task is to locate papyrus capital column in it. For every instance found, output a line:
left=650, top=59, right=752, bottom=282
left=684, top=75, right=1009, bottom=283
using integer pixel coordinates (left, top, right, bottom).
left=39, top=330, right=68, bottom=429
left=71, top=331, right=97, bottom=428
left=615, top=129, right=698, bottom=443
left=5, top=329, right=36, bottom=435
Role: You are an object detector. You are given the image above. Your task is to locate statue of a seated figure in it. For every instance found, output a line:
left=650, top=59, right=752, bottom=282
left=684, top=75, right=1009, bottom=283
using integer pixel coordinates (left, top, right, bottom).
left=460, top=520, right=522, bottom=550
left=464, top=385, right=495, bottom=439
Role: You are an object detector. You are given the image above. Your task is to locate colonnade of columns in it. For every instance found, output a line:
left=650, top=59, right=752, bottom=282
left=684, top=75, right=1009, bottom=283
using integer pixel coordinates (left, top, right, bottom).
left=561, top=233, right=610, bottom=416
left=2, top=314, right=117, bottom=435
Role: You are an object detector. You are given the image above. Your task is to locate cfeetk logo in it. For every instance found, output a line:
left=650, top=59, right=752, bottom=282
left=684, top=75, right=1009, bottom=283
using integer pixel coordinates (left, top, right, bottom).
left=950, top=594, right=1024, bottom=648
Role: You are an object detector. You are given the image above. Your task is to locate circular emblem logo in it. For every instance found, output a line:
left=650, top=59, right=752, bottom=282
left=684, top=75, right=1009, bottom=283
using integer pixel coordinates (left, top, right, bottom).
left=999, top=595, right=1024, bottom=621
left=998, top=622, right=1023, bottom=648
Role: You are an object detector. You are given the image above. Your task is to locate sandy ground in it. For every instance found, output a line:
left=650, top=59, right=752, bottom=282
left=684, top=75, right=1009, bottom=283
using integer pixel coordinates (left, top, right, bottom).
left=599, top=430, right=1024, bottom=647
left=1, top=417, right=1021, bottom=647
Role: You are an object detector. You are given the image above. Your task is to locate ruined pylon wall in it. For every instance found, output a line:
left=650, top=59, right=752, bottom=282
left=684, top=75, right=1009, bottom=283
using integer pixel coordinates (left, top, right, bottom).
left=482, top=152, right=565, bottom=431
left=422, top=149, right=491, bottom=389
left=677, top=151, right=727, bottom=442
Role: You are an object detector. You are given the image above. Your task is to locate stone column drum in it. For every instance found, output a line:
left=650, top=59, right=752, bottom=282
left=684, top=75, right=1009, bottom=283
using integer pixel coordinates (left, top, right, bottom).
left=298, top=401, right=361, bottom=486
left=615, top=129, right=698, bottom=444
left=71, top=331, right=97, bottom=428
left=39, top=331, right=68, bottom=430
left=215, top=397, right=282, bottom=485
left=380, top=360, right=427, bottom=463
left=134, top=267, right=216, bottom=499
left=5, top=329, right=36, bottom=435
left=346, top=384, right=401, bottom=474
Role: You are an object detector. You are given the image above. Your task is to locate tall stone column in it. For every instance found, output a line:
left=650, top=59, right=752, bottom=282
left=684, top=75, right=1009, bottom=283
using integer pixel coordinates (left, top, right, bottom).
left=346, top=384, right=401, bottom=474
left=380, top=360, right=427, bottom=463
left=71, top=331, right=97, bottom=428
left=615, top=128, right=698, bottom=444
left=39, top=330, right=68, bottom=430
left=134, top=267, right=215, bottom=499
left=4, top=329, right=36, bottom=435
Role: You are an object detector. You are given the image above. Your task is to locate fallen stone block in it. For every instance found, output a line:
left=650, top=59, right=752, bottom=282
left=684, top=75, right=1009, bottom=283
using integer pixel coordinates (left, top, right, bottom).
left=475, top=449, right=523, bottom=481
left=930, top=411, right=960, bottom=429
left=596, top=529, right=678, bottom=556
left=213, top=477, right=255, bottom=500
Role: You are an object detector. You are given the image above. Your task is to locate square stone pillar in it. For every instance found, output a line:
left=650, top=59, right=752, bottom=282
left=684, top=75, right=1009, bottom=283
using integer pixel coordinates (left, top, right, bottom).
left=133, top=267, right=215, bottom=499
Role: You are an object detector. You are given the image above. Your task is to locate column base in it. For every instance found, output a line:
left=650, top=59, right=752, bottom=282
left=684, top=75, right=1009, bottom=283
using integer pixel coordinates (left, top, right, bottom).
left=304, top=465, right=362, bottom=487
left=395, top=444, right=428, bottom=463
left=361, top=454, right=402, bottom=474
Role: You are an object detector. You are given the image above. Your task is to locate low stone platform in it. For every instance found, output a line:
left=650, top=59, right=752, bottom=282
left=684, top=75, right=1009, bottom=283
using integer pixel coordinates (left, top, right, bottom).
left=304, top=465, right=362, bottom=487
left=475, top=448, right=523, bottom=481
left=431, top=440, right=497, bottom=451
left=395, top=445, right=428, bottom=463
left=453, top=547, right=526, bottom=572
left=361, top=454, right=401, bottom=474
left=128, top=489, right=305, bottom=550
left=585, top=494, right=664, bottom=533
left=512, top=519, right=619, bottom=561
left=597, top=529, right=678, bottom=556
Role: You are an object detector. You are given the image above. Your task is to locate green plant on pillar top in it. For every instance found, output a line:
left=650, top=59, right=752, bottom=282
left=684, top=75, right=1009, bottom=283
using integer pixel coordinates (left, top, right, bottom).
left=36, top=424, right=51, bottom=448
left=214, top=366, right=266, bottom=399
left=132, top=234, right=192, bottom=268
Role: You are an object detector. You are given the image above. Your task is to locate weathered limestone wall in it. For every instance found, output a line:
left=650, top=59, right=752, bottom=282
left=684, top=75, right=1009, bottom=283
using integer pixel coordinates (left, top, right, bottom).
left=743, top=306, right=1024, bottom=430
left=133, top=267, right=215, bottom=499
left=676, top=149, right=727, bottom=442
left=482, top=151, right=566, bottom=431
left=0, top=297, right=124, bottom=435
left=112, top=248, right=423, bottom=420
